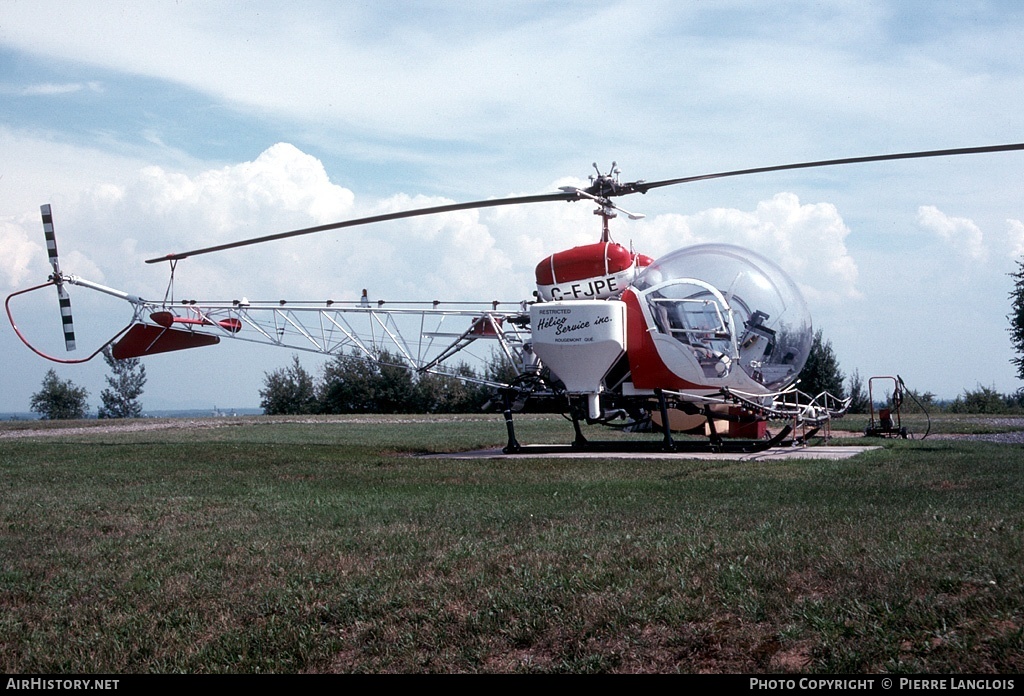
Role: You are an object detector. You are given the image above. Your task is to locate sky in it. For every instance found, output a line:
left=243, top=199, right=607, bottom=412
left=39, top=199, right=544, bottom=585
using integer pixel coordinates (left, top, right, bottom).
left=2, top=0, right=1024, bottom=413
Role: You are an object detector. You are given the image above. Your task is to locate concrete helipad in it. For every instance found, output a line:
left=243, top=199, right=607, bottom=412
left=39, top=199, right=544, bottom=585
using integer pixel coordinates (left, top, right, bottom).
left=423, top=445, right=880, bottom=461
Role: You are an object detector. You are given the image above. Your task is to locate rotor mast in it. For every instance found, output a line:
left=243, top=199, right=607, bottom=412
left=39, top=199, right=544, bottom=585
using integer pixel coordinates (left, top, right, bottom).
left=560, top=162, right=647, bottom=243
left=593, top=163, right=618, bottom=243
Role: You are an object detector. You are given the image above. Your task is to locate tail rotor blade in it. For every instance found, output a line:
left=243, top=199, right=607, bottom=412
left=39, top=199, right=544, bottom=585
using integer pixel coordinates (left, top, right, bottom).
left=40, top=204, right=77, bottom=352
left=41, top=204, right=61, bottom=275
left=56, top=284, right=77, bottom=352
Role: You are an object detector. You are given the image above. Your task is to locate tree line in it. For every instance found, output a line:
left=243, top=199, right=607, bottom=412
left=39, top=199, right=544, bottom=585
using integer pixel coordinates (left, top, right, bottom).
left=264, top=333, right=882, bottom=417
left=259, top=350, right=514, bottom=415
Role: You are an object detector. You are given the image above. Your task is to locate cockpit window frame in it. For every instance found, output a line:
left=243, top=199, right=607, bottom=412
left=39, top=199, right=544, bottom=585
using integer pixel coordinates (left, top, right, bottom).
left=635, top=277, right=740, bottom=362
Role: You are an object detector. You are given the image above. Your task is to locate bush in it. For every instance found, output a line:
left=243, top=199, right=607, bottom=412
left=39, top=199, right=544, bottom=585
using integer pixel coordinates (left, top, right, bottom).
left=260, top=355, right=319, bottom=415
left=947, top=385, right=1022, bottom=414
left=30, top=369, right=89, bottom=420
left=317, top=350, right=391, bottom=414
left=416, top=363, right=492, bottom=413
left=317, top=349, right=494, bottom=414
left=262, top=349, right=501, bottom=415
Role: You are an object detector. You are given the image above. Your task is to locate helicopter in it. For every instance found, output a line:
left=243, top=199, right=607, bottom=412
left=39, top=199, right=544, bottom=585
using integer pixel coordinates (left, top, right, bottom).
left=7, top=143, right=1024, bottom=453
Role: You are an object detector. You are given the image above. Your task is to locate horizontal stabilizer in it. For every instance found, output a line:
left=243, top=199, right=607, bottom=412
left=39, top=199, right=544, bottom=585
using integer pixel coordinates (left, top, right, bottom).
left=149, top=310, right=242, bottom=333
left=112, top=323, right=220, bottom=359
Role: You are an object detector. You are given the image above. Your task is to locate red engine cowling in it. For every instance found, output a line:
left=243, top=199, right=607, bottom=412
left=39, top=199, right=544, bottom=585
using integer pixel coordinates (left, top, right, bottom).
left=535, top=242, right=652, bottom=301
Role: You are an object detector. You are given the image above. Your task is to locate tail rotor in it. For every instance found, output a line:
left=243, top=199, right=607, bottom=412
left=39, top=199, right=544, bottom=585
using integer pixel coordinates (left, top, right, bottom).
left=40, top=204, right=77, bottom=352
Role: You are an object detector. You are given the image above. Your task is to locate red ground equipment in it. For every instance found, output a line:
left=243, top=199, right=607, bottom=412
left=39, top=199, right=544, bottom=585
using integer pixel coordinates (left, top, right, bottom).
left=866, top=375, right=908, bottom=438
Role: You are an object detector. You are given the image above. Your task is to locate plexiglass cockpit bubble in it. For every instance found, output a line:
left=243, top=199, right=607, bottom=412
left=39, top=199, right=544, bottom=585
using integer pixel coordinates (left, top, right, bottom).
left=632, top=244, right=812, bottom=390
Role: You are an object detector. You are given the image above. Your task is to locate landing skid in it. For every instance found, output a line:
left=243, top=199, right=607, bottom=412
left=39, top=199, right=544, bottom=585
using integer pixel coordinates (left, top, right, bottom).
left=501, top=427, right=793, bottom=455
left=500, top=388, right=794, bottom=455
left=784, top=427, right=821, bottom=446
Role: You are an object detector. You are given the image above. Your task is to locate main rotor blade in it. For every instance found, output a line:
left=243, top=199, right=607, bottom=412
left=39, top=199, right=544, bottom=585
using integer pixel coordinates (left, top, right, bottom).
left=623, top=142, right=1024, bottom=194
left=146, top=141, right=1024, bottom=264
left=145, top=191, right=576, bottom=263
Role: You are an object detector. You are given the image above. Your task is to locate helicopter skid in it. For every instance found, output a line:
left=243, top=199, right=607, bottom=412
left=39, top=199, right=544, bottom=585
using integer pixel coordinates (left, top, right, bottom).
left=502, top=424, right=793, bottom=455
left=432, top=443, right=880, bottom=461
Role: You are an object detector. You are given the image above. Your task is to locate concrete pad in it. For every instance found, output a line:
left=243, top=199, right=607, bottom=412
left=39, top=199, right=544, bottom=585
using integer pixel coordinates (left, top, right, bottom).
left=423, top=445, right=880, bottom=461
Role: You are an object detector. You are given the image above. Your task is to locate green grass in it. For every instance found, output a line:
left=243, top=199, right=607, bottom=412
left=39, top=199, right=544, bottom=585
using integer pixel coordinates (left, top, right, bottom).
left=838, top=413, right=1024, bottom=437
left=1, top=415, right=1022, bottom=673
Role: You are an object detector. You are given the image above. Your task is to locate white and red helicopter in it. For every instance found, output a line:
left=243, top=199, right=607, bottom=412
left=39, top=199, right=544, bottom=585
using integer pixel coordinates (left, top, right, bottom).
left=7, top=143, right=1024, bottom=453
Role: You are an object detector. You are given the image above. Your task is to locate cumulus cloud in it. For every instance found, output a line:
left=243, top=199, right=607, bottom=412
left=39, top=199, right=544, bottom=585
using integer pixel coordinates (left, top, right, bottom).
left=3, top=142, right=864, bottom=314
left=1, top=141, right=545, bottom=306
left=916, top=205, right=987, bottom=262
left=129, top=142, right=355, bottom=238
left=634, top=193, right=860, bottom=305
left=0, top=217, right=39, bottom=289
left=44, top=144, right=357, bottom=297
left=0, top=211, right=106, bottom=291
left=30, top=143, right=561, bottom=304
left=1007, top=219, right=1024, bottom=260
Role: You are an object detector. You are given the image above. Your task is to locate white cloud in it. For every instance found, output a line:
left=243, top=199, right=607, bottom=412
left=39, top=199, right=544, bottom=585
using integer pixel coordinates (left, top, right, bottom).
left=61, top=156, right=854, bottom=310
left=1007, top=219, right=1024, bottom=260
left=633, top=193, right=860, bottom=305
left=20, top=81, right=102, bottom=95
left=0, top=211, right=106, bottom=292
left=916, top=205, right=987, bottom=262
left=130, top=143, right=354, bottom=234
left=6, top=1, right=1020, bottom=160
left=0, top=216, right=40, bottom=289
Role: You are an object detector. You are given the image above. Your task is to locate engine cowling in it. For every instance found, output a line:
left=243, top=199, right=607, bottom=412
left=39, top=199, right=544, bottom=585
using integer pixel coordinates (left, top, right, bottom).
left=535, top=242, right=652, bottom=301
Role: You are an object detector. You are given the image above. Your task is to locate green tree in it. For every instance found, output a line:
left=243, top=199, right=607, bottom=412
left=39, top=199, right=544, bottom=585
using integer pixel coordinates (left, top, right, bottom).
left=898, top=387, right=938, bottom=415
left=415, top=362, right=490, bottom=413
left=1009, top=258, right=1024, bottom=382
left=373, top=351, right=419, bottom=413
left=98, top=346, right=146, bottom=418
left=318, top=350, right=384, bottom=414
left=318, top=350, right=494, bottom=414
left=482, top=348, right=520, bottom=385
left=798, top=329, right=846, bottom=399
left=30, top=369, right=90, bottom=420
left=846, top=368, right=869, bottom=413
left=947, top=384, right=1018, bottom=414
left=259, top=355, right=318, bottom=415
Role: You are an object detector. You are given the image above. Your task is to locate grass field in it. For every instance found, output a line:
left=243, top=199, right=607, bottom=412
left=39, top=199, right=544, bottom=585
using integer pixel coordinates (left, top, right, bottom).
left=1, top=414, right=1022, bottom=673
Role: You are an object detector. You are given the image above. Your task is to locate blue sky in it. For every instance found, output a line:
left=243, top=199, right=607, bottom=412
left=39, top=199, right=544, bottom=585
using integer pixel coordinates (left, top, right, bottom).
left=2, top=0, right=1024, bottom=412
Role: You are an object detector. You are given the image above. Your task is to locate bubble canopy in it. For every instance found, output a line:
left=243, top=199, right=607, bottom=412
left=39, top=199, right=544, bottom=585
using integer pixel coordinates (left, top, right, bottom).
left=632, top=244, right=813, bottom=390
